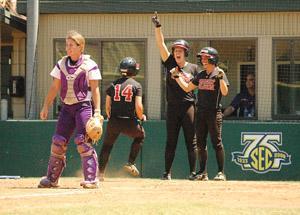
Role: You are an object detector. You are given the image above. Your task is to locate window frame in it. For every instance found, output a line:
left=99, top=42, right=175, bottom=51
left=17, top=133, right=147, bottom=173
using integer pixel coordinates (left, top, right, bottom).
left=160, top=38, right=258, bottom=120
left=52, top=38, right=147, bottom=119
left=272, top=38, right=300, bottom=120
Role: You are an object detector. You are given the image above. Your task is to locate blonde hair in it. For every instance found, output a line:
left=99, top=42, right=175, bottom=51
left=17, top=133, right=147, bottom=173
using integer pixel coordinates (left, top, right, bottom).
left=66, top=30, right=85, bottom=52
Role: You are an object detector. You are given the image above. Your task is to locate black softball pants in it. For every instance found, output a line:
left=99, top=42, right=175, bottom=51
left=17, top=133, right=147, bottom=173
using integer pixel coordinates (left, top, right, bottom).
left=196, top=109, right=224, bottom=174
left=98, top=117, right=145, bottom=173
left=165, top=102, right=197, bottom=175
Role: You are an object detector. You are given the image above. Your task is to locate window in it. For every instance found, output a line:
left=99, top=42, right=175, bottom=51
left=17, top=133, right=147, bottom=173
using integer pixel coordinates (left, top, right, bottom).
left=161, top=39, right=257, bottom=119
left=54, top=39, right=146, bottom=119
left=273, top=39, right=300, bottom=119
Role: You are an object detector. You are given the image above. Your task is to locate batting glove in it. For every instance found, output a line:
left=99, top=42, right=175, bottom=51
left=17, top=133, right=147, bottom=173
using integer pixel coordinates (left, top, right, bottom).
left=152, top=11, right=161, bottom=28
left=217, top=70, right=224, bottom=80
left=170, top=67, right=180, bottom=79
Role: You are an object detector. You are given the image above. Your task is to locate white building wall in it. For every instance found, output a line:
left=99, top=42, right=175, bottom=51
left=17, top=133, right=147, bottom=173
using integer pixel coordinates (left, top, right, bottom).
left=11, top=31, right=26, bottom=119
left=36, top=12, right=300, bottom=119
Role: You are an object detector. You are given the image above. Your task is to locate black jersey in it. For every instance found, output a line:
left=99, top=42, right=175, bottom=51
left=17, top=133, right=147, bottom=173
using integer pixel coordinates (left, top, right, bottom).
left=106, top=77, right=142, bottom=119
left=163, top=55, right=198, bottom=105
left=192, top=67, right=229, bottom=111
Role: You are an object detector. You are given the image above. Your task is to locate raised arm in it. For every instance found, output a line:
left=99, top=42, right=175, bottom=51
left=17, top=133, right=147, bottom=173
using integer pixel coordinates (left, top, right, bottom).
left=152, top=12, right=170, bottom=62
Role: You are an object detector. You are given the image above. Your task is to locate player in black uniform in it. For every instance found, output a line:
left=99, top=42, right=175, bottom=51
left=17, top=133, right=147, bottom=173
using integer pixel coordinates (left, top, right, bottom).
left=98, top=57, right=146, bottom=181
left=174, top=47, right=229, bottom=181
left=152, top=12, right=198, bottom=180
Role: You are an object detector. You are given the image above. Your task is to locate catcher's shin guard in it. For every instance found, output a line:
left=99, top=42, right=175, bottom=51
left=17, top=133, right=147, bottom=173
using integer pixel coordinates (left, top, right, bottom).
left=47, top=155, right=66, bottom=182
left=80, top=152, right=99, bottom=189
left=75, top=135, right=99, bottom=185
left=39, top=156, right=66, bottom=188
left=81, top=150, right=98, bottom=182
left=39, top=135, right=67, bottom=188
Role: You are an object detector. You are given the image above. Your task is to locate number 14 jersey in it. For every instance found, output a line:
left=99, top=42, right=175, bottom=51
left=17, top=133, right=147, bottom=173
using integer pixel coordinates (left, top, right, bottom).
left=106, top=76, right=142, bottom=119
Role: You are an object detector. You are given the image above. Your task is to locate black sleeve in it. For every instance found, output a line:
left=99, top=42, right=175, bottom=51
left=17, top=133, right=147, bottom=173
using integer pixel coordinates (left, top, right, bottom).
left=192, top=71, right=202, bottom=86
left=192, top=64, right=200, bottom=77
left=106, top=83, right=114, bottom=97
left=162, top=54, right=177, bottom=71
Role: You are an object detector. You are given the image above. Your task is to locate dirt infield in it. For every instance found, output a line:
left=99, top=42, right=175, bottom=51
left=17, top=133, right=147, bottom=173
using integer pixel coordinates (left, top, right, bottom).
left=0, top=177, right=299, bottom=215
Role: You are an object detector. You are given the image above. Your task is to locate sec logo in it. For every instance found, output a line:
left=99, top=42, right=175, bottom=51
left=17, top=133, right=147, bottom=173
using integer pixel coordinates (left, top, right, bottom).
left=232, top=132, right=291, bottom=173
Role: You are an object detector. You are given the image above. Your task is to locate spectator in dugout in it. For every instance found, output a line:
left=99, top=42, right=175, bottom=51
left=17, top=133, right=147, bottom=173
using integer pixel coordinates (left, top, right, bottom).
left=223, top=72, right=255, bottom=118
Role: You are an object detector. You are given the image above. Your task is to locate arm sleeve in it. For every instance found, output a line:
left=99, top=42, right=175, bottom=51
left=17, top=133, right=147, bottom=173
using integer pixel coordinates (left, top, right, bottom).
left=223, top=72, right=230, bottom=86
left=88, top=60, right=102, bottom=80
left=191, top=74, right=200, bottom=86
left=230, top=94, right=241, bottom=109
left=135, top=83, right=142, bottom=97
left=193, top=64, right=200, bottom=77
left=50, top=62, right=61, bottom=79
left=163, top=54, right=177, bottom=71
left=106, top=84, right=114, bottom=97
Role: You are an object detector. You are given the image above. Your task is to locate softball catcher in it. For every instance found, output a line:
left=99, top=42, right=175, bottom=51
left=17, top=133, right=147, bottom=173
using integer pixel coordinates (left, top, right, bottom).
left=38, top=30, right=103, bottom=189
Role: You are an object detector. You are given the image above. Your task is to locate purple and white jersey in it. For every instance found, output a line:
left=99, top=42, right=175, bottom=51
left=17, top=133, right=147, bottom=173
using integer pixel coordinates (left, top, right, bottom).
left=50, top=54, right=101, bottom=105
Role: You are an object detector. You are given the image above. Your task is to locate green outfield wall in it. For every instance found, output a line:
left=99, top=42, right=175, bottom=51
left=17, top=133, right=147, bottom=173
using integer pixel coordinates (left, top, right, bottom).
left=0, top=120, right=299, bottom=181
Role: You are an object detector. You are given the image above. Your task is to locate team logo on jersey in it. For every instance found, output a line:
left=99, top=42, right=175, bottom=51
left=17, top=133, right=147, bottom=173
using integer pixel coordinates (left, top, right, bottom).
left=198, top=79, right=215, bottom=91
left=232, top=132, right=291, bottom=173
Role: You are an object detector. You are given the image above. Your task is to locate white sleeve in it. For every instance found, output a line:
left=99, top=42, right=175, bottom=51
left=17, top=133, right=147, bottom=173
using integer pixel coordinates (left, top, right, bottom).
left=88, top=60, right=102, bottom=80
left=50, top=64, right=61, bottom=79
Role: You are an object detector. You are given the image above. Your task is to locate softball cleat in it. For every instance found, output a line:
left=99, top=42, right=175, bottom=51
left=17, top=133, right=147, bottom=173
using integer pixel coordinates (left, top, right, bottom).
left=123, top=163, right=140, bottom=177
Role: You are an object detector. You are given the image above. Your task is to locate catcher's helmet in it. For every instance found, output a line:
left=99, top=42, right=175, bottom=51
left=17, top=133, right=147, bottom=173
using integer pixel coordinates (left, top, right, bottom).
left=171, top=39, right=190, bottom=57
left=119, top=57, right=140, bottom=76
left=197, top=47, right=219, bottom=65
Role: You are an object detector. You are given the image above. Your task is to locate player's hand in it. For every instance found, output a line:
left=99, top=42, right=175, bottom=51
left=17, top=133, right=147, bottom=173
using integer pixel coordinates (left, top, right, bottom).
left=217, top=70, right=224, bottom=80
left=93, top=109, right=104, bottom=123
left=139, top=114, right=147, bottom=122
left=152, top=11, right=161, bottom=28
left=170, top=67, right=180, bottom=79
left=40, top=106, right=49, bottom=120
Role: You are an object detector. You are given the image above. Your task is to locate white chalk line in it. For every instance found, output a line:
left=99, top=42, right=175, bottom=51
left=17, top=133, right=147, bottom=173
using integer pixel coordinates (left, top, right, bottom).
left=0, top=189, right=97, bottom=200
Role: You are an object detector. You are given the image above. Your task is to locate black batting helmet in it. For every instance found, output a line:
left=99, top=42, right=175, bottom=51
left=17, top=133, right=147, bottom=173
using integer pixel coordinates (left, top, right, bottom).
left=119, top=57, right=140, bottom=76
left=171, top=39, right=190, bottom=57
left=197, top=47, right=219, bottom=65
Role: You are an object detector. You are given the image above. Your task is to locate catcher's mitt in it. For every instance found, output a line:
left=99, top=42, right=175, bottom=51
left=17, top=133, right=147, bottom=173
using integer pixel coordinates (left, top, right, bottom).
left=86, top=114, right=104, bottom=144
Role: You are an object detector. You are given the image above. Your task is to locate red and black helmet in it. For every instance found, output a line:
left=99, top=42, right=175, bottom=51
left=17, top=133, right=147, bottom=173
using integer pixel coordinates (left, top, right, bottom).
left=171, top=39, right=190, bottom=57
left=119, top=57, right=140, bottom=76
left=197, top=47, right=219, bottom=65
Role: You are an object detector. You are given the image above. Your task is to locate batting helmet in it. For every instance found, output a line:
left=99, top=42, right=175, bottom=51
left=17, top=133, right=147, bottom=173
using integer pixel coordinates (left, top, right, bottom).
left=197, top=47, right=219, bottom=65
left=86, top=116, right=103, bottom=144
left=171, top=39, right=190, bottom=57
left=119, top=57, right=140, bottom=76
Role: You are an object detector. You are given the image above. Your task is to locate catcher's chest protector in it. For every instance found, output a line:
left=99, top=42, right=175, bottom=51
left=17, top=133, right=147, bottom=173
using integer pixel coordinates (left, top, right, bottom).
left=59, top=55, right=90, bottom=105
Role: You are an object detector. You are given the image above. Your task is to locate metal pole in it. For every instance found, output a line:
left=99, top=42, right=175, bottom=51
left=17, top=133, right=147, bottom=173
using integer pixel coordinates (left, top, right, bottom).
left=26, top=0, right=39, bottom=119
left=0, top=10, right=2, bottom=105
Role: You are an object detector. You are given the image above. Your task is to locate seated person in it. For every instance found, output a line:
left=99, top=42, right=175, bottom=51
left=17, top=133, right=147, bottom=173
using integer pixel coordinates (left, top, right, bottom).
left=223, top=72, right=255, bottom=118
